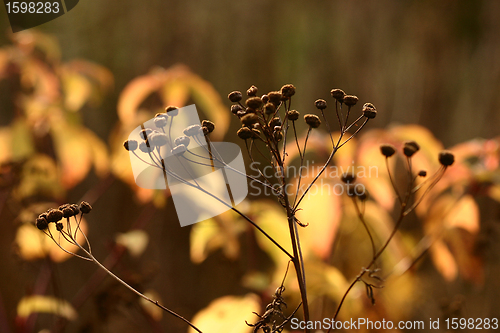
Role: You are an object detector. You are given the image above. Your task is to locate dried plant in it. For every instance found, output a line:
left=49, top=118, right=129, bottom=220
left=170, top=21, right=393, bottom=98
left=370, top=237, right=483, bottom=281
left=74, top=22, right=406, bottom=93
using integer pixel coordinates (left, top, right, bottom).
left=34, top=83, right=455, bottom=333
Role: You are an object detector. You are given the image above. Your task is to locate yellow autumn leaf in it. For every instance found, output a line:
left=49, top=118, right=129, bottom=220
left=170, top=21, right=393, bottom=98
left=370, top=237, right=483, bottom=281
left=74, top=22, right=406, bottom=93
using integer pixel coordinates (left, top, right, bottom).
left=190, top=210, right=244, bottom=263
left=16, top=217, right=89, bottom=262
left=294, top=174, right=342, bottom=260
left=139, top=290, right=163, bottom=321
left=189, top=294, right=260, bottom=333
left=62, top=71, right=93, bottom=111
left=17, top=295, right=77, bottom=320
left=115, top=230, right=149, bottom=258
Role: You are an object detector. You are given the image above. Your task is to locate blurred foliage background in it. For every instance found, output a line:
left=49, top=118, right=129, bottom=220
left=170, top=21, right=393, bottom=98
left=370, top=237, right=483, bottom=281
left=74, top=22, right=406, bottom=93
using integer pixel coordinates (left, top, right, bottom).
left=0, top=0, right=500, bottom=332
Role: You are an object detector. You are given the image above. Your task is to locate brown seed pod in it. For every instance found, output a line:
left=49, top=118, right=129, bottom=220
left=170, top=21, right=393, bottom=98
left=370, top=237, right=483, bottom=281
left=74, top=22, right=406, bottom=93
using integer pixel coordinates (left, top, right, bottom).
left=287, top=110, right=300, bottom=121
left=56, top=222, right=64, bottom=231
left=269, top=117, right=281, bottom=128
left=380, top=144, right=396, bottom=157
left=304, top=114, right=321, bottom=128
left=245, top=97, right=263, bottom=109
left=139, top=141, right=152, bottom=153
left=274, top=130, right=283, bottom=141
left=438, top=150, right=455, bottom=166
left=174, top=135, right=190, bottom=147
left=228, top=91, right=243, bottom=103
left=343, top=95, right=359, bottom=107
left=267, top=91, right=283, bottom=105
left=183, top=124, right=202, bottom=137
left=35, top=216, right=48, bottom=230
left=140, top=129, right=152, bottom=140
left=46, top=209, right=63, bottom=223
left=150, top=133, right=168, bottom=146
left=202, top=120, right=215, bottom=133
left=124, top=140, right=138, bottom=151
left=403, top=141, right=420, bottom=157
left=280, top=84, right=296, bottom=98
left=261, top=94, right=269, bottom=103
left=154, top=115, right=168, bottom=128
left=330, top=89, right=345, bottom=102
left=231, top=104, right=243, bottom=114
left=79, top=201, right=92, bottom=214
left=362, top=103, right=377, bottom=119
left=62, top=207, right=75, bottom=218
left=315, top=99, right=327, bottom=110
left=247, top=85, right=258, bottom=97
left=241, top=114, right=260, bottom=126
left=70, top=204, right=80, bottom=215
left=237, top=127, right=254, bottom=140
left=171, top=144, right=187, bottom=155
left=263, top=103, right=276, bottom=115
left=341, top=172, right=356, bottom=184
left=165, top=106, right=179, bottom=117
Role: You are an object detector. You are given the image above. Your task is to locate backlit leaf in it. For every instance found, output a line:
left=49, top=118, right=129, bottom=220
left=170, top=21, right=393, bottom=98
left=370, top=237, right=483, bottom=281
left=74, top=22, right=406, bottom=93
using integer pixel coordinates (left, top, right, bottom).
left=17, top=295, right=76, bottom=320
left=16, top=217, right=89, bottom=262
left=189, top=294, right=260, bottom=333
left=115, top=230, right=149, bottom=258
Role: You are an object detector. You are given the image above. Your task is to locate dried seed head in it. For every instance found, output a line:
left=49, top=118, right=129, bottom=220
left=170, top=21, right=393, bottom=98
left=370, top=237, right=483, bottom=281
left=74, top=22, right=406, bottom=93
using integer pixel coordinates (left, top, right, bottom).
left=62, top=207, right=75, bottom=218
left=343, top=95, right=359, bottom=107
left=35, top=216, right=48, bottom=230
left=139, top=141, right=152, bottom=153
left=70, top=204, right=80, bottom=215
left=231, top=104, right=243, bottom=114
left=274, top=130, right=283, bottom=141
left=171, top=144, right=187, bottom=155
left=237, top=127, right=254, bottom=140
left=280, top=84, right=296, bottom=98
left=150, top=133, right=168, bottom=147
left=247, top=85, right=258, bottom=97
left=202, top=120, right=215, bottom=133
left=79, top=201, right=92, bottom=214
left=236, top=110, right=247, bottom=117
left=315, top=99, right=327, bottom=110
left=246, top=97, right=263, bottom=109
left=56, top=222, right=64, bottom=231
left=46, top=209, right=63, bottom=223
left=418, top=170, right=427, bottom=177
left=202, top=127, right=209, bottom=135
left=261, top=95, right=269, bottom=103
left=268, top=91, right=283, bottom=105
left=174, top=135, right=190, bottom=147
left=438, top=150, right=455, bottom=166
left=380, top=144, right=396, bottom=157
left=241, top=114, right=259, bottom=127
left=263, top=103, right=276, bottom=115
left=269, top=117, right=281, bottom=128
left=58, top=203, right=70, bottom=210
left=287, top=110, right=300, bottom=121
left=228, top=91, right=243, bottom=103
left=165, top=106, right=179, bottom=117
left=251, top=129, right=261, bottom=137
left=304, top=114, right=321, bottom=128
left=341, top=172, right=356, bottom=184
left=362, top=103, right=377, bottom=119
left=330, top=89, right=345, bottom=102
left=357, top=191, right=368, bottom=201
left=183, top=124, right=202, bottom=137
left=140, top=129, right=152, bottom=140
left=403, top=141, right=420, bottom=157
left=154, top=115, right=168, bottom=128
left=123, top=140, right=138, bottom=151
